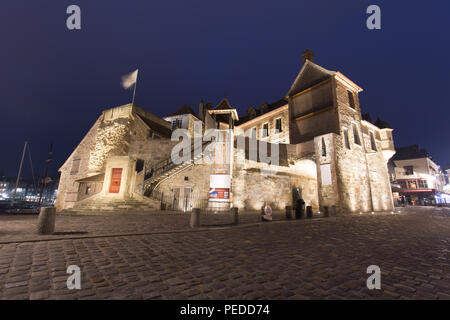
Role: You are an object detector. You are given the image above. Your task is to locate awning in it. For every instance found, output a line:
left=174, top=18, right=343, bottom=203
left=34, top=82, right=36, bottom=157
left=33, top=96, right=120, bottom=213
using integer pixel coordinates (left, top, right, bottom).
left=75, top=173, right=105, bottom=183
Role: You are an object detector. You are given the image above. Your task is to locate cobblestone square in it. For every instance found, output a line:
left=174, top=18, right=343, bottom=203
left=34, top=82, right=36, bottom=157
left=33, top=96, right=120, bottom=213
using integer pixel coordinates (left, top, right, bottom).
left=0, top=207, right=449, bottom=300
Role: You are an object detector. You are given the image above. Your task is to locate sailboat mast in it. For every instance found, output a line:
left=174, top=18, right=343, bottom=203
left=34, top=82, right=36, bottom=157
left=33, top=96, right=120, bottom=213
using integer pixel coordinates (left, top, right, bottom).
left=38, top=142, right=53, bottom=206
left=11, top=141, right=28, bottom=207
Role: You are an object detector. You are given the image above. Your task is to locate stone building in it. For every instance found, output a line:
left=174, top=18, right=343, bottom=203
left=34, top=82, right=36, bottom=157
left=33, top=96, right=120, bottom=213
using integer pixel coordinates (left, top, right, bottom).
left=390, top=144, right=450, bottom=205
left=55, top=50, right=396, bottom=214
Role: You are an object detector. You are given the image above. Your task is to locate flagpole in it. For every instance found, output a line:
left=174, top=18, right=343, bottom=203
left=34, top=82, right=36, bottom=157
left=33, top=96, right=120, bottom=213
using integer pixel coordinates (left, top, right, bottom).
left=131, top=70, right=138, bottom=105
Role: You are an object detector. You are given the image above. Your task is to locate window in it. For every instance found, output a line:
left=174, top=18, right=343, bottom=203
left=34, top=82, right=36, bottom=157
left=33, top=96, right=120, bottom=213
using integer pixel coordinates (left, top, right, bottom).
left=321, top=137, right=327, bottom=157
left=85, top=186, right=91, bottom=195
left=418, top=180, right=428, bottom=189
left=348, top=90, right=355, bottom=109
left=171, top=119, right=182, bottom=130
left=404, top=166, right=414, bottom=175
left=408, top=180, right=417, bottom=189
left=399, top=181, right=407, bottom=189
left=275, top=118, right=282, bottom=133
left=343, top=129, right=350, bottom=149
left=251, top=127, right=256, bottom=139
left=370, top=132, right=377, bottom=151
left=70, top=158, right=81, bottom=175
left=262, top=123, right=269, bottom=138
left=352, top=124, right=361, bottom=145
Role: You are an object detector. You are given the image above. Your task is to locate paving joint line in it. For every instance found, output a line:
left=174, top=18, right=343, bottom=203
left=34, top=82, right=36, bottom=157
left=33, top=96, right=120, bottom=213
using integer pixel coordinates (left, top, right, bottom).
left=0, top=217, right=329, bottom=245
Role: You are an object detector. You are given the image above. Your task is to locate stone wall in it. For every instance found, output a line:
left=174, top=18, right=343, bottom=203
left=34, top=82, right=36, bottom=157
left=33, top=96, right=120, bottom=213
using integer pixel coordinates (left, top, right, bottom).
left=55, top=117, right=102, bottom=211
left=56, top=104, right=174, bottom=211
left=232, top=146, right=319, bottom=211
left=236, top=106, right=290, bottom=144
left=155, top=163, right=211, bottom=210
left=331, top=78, right=394, bottom=213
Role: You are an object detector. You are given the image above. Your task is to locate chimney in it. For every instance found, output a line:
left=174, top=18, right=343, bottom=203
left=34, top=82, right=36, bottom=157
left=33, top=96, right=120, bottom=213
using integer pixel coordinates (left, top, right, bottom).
left=198, top=99, right=205, bottom=121
left=302, top=49, right=314, bottom=64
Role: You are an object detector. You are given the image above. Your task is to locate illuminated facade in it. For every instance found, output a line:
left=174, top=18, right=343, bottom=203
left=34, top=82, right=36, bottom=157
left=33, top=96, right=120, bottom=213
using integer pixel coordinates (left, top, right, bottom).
left=392, top=145, right=450, bottom=205
left=56, top=51, right=396, bottom=214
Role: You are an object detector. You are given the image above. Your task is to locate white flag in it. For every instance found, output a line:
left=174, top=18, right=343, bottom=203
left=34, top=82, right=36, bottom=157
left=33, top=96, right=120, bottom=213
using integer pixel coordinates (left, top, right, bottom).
left=121, top=69, right=138, bottom=89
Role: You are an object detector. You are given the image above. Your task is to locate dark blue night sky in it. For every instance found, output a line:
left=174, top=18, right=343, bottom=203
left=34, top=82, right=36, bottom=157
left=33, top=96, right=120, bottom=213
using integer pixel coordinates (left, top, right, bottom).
left=0, top=0, right=449, bottom=178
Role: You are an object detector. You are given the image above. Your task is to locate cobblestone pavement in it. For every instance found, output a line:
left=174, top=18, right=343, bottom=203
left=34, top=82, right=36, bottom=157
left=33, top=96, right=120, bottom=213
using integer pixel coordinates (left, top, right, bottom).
left=0, top=207, right=449, bottom=300
left=0, top=210, right=287, bottom=243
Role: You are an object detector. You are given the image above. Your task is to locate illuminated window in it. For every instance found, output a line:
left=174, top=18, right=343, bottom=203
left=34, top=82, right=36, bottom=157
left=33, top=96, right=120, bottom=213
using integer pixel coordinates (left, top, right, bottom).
left=408, top=180, right=417, bottom=189
left=418, top=180, right=428, bottom=189
left=352, top=124, right=361, bottom=145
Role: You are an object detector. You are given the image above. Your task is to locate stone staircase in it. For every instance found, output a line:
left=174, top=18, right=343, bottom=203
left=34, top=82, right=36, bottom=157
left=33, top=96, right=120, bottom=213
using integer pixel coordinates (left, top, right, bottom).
left=62, top=196, right=161, bottom=214
left=144, top=141, right=210, bottom=197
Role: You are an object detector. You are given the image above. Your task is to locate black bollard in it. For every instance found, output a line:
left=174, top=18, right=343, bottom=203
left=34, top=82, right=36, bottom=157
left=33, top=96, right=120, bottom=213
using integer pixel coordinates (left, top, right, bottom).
left=331, top=205, right=337, bottom=216
left=231, top=207, right=239, bottom=225
left=285, top=206, right=293, bottom=220
left=295, top=199, right=305, bottom=219
left=324, top=206, right=329, bottom=217
left=306, top=206, right=313, bottom=219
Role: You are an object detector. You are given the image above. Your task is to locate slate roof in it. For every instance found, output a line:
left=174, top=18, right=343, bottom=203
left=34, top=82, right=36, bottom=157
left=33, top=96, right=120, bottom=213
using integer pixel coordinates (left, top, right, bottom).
left=287, top=60, right=335, bottom=97
left=165, top=104, right=198, bottom=118
left=213, top=98, right=233, bottom=110
left=236, top=98, right=288, bottom=126
left=393, top=144, right=429, bottom=161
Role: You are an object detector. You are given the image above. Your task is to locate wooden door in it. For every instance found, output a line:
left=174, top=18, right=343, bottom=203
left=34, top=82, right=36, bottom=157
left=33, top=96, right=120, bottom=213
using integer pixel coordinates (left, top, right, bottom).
left=173, top=187, right=181, bottom=210
left=183, top=187, right=192, bottom=212
left=109, top=168, right=123, bottom=193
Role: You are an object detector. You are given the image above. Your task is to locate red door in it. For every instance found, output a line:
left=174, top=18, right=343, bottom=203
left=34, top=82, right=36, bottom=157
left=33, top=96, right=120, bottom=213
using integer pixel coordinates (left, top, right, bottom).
left=109, top=168, right=123, bottom=193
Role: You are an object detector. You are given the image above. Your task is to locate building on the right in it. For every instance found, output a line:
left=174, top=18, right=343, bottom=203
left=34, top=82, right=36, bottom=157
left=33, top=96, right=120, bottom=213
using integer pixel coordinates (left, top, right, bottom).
left=390, top=144, right=450, bottom=206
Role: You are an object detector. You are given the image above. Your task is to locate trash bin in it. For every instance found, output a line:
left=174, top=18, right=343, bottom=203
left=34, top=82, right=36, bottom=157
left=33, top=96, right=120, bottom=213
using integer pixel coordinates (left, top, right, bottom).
left=295, top=199, right=305, bottom=219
